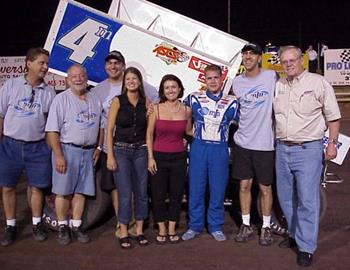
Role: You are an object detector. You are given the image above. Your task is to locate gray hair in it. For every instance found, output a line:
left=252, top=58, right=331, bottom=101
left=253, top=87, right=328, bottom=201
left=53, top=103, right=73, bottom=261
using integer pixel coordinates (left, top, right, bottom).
left=278, top=45, right=302, bottom=58
left=67, top=64, right=87, bottom=76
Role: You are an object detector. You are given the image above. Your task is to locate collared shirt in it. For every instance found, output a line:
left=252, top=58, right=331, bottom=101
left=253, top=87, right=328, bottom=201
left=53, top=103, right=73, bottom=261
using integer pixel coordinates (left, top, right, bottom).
left=0, top=76, right=56, bottom=141
left=45, top=88, right=102, bottom=145
left=274, top=70, right=341, bottom=142
left=184, top=90, right=239, bottom=144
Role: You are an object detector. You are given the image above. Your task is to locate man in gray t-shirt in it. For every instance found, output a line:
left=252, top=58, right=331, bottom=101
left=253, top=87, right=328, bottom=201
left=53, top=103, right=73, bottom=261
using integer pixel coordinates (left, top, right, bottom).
left=46, top=64, right=102, bottom=245
left=231, top=43, right=277, bottom=246
left=0, top=47, right=56, bottom=246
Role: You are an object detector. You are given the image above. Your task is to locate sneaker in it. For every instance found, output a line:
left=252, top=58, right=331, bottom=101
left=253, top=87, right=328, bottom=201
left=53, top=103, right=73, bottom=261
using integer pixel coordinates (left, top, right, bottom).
left=234, top=224, right=254, bottom=243
left=71, top=226, right=90, bottom=243
left=57, top=224, right=71, bottom=246
left=181, top=229, right=200, bottom=241
left=32, top=222, right=48, bottom=242
left=259, top=227, right=273, bottom=246
left=211, top=231, right=226, bottom=242
left=0, top=225, right=17, bottom=247
left=279, top=237, right=297, bottom=249
left=297, top=251, right=313, bottom=267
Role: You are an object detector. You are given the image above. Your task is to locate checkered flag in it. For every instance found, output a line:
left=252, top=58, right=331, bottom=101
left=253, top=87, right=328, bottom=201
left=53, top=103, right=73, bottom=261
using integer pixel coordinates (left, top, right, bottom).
left=340, top=49, right=350, bottom=63
left=267, top=55, right=280, bottom=65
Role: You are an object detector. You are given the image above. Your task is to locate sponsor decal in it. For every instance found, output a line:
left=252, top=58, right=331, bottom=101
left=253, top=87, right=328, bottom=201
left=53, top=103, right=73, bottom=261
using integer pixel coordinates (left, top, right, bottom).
left=303, top=90, right=315, bottom=95
left=188, top=56, right=228, bottom=83
left=241, top=85, right=268, bottom=108
left=14, top=98, right=41, bottom=116
left=76, top=110, right=98, bottom=129
left=153, top=42, right=189, bottom=65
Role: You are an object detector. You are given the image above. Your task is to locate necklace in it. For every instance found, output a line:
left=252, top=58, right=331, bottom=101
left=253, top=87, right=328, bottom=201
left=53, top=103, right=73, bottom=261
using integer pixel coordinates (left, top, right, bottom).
left=165, top=101, right=181, bottom=113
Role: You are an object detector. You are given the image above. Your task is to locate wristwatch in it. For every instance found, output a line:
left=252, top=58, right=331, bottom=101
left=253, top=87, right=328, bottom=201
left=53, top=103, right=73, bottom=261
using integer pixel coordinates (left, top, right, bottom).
left=328, top=138, right=338, bottom=145
left=96, top=145, right=103, bottom=151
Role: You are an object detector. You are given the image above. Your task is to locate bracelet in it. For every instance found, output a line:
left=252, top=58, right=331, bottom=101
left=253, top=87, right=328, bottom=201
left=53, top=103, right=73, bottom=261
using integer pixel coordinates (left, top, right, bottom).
left=148, top=156, right=154, bottom=159
left=96, top=145, right=103, bottom=151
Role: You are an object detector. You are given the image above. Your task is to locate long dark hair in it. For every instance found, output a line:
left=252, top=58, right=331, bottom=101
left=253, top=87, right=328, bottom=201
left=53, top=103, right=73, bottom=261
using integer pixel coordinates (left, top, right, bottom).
left=121, top=67, right=146, bottom=99
left=158, top=74, right=185, bottom=103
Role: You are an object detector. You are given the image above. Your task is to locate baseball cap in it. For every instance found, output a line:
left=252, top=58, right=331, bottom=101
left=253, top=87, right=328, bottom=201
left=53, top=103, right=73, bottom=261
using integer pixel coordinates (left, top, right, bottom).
left=105, top=50, right=125, bottom=63
left=241, top=42, right=263, bottom=55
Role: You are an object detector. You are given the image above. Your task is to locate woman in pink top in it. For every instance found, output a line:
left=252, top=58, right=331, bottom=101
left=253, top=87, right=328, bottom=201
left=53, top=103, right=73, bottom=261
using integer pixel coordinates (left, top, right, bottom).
left=146, top=74, right=192, bottom=244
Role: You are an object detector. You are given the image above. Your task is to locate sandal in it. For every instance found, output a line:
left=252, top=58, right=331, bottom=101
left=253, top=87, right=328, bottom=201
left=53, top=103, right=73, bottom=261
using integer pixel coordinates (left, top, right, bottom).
left=119, top=236, right=132, bottom=249
left=168, top=233, right=180, bottom=244
left=155, top=234, right=167, bottom=245
left=136, top=234, right=149, bottom=246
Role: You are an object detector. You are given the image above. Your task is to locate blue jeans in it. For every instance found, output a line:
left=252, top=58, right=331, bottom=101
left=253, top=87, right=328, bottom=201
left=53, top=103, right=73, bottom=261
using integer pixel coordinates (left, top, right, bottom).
left=276, top=140, right=323, bottom=253
left=113, top=145, right=148, bottom=225
left=188, top=140, right=229, bottom=233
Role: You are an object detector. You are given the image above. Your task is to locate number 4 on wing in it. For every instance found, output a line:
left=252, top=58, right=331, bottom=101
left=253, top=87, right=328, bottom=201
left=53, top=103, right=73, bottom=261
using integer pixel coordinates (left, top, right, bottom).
left=58, top=18, right=111, bottom=64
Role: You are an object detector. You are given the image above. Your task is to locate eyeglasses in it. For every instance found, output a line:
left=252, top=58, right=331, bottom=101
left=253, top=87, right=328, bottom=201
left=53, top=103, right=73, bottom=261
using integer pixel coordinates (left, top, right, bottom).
left=281, top=57, right=301, bottom=66
left=29, top=88, right=35, bottom=104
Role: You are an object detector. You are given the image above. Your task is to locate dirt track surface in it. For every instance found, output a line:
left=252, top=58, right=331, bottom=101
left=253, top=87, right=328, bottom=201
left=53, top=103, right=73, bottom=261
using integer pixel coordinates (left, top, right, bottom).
left=1, top=121, right=350, bottom=270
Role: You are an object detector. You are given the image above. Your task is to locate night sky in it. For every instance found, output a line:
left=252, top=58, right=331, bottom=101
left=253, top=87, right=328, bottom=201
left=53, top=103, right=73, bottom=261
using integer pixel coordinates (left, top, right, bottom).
left=1, top=0, right=349, bottom=56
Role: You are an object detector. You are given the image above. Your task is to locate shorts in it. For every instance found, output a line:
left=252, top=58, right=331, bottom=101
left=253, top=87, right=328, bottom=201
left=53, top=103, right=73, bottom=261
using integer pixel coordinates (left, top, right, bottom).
left=99, top=151, right=116, bottom=191
left=231, top=144, right=275, bottom=185
left=52, top=143, right=95, bottom=196
left=0, top=136, right=52, bottom=188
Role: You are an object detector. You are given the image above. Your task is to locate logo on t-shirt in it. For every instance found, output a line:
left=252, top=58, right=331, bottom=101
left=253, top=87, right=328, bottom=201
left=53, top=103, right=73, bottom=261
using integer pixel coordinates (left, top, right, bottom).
left=76, top=110, right=98, bottom=129
left=13, top=98, right=41, bottom=116
left=241, top=86, right=268, bottom=109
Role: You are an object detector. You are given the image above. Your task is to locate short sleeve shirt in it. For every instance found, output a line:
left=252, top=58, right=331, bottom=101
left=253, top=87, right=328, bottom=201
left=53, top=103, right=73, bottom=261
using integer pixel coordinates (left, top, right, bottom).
left=273, top=71, right=341, bottom=141
left=0, top=76, right=56, bottom=141
left=45, top=88, right=102, bottom=145
left=233, top=69, right=277, bottom=151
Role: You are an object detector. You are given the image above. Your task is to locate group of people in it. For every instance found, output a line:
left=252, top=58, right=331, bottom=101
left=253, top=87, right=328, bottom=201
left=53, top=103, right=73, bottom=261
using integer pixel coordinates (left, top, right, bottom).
left=0, top=42, right=341, bottom=267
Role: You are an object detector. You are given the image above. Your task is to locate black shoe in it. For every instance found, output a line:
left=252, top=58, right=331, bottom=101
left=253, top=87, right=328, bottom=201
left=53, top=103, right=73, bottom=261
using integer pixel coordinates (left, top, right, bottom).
left=279, top=237, right=297, bottom=248
left=57, top=224, right=71, bottom=246
left=32, top=222, right=48, bottom=242
left=297, top=251, right=313, bottom=267
left=71, top=226, right=90, bottom=243
left=0, top=225, right=17, bottom=247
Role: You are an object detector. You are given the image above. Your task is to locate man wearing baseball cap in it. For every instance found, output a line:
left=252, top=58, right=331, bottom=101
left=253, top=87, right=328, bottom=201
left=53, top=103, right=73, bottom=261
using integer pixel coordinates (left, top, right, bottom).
left=231, top=42, right=277, bottom=246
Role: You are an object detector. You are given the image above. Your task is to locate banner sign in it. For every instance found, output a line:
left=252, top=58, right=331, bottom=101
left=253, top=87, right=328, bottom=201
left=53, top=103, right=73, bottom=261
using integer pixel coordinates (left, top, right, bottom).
left=44, top=0, right=244, bottom=96
left=324, top=49, right=350, bottom=85
left=0, top=56, right=66, bottom=90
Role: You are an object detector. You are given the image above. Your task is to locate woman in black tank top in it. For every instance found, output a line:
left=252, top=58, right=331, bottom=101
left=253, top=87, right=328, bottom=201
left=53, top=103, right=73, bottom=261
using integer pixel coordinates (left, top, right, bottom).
left=106, top=67, right=149, bottom=249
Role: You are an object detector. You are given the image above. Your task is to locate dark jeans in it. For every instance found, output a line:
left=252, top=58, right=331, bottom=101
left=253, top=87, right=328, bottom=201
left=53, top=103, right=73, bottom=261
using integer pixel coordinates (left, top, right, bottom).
left=150, top=151, right=187, bottom=223
left=113, top=145, right=148, bottom=225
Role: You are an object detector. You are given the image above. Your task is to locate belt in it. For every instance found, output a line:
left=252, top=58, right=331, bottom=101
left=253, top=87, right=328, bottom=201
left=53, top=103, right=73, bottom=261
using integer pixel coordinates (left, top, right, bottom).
left=114, top=141, right=146, bottom=148
left=5, top=136, right=44, bottom=144
left=63, top=143, right=96, bottom=149
left=278, top=140, right=318, bottom=147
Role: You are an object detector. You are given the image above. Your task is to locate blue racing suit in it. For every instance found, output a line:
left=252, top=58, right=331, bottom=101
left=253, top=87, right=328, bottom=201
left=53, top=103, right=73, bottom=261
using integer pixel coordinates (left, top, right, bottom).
left=185, top=90, right=238, bottom=233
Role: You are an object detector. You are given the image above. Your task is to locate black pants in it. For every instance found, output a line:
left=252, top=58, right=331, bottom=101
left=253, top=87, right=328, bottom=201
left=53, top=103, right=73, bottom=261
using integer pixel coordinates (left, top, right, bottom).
left=150, top=151, right=187, bottom=223
left=99, top=151, right=116, bottom=191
